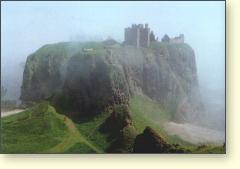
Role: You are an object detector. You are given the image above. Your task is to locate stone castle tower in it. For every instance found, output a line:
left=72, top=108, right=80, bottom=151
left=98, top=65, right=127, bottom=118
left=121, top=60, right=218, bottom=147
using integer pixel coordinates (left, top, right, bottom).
left=124, top=24, right=155, bottom=48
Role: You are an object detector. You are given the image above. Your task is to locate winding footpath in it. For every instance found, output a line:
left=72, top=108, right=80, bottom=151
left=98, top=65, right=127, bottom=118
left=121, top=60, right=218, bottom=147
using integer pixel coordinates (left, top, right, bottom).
left=45, top=107, right=103, bottom=153
left=2, top=108, right=102, bottom=153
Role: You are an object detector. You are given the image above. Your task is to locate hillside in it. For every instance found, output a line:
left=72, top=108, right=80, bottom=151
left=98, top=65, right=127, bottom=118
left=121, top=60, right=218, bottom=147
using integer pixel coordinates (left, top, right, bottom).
left=1, top=100, right=224, bottom=153
left=1, top=102, right=101, bottom=153
left=1, top=40, right=224, bottom=153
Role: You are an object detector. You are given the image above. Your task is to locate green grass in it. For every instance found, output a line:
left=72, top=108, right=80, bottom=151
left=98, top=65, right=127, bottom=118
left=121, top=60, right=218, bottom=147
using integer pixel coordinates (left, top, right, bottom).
left=185, top=145, right=225, bottom=153
left=129, top=95, right=171, bottom=135
left=1, top=102, right=102, bottom=153
left=75, top=112, right=112, bottom=151
left=129, top=95, right=171, bottom=128
left=129, top=95, right=225, bottom=153
left=129, top=95, right=193, bottom=146
left=1, top=102, right=68, bottom=153
left=1, top=97, right=225, bottom=153
left=198, top=146, right=225, bottom=153
left=64, top=142, right=96, bottom=153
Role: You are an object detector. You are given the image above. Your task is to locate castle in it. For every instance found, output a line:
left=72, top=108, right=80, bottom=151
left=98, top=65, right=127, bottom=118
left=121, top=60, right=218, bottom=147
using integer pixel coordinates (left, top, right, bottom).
left=124, top=24, right=156, bottom=48
left=124, top=24, right=184, bottom=48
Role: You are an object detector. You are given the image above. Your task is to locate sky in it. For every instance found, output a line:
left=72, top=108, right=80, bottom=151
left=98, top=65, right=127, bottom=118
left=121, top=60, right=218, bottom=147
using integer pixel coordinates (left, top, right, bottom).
left=1, top=1, right=225, bottom=100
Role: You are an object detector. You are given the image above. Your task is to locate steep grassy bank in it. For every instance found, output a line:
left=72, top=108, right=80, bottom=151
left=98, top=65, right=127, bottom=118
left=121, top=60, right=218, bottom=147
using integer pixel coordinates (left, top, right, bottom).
left=129, top=95, right=193, bottom=146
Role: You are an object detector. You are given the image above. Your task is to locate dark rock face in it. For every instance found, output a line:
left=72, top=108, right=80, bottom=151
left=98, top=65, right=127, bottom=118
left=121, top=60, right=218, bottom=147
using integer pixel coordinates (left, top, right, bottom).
left=133, top=126, right=188, bottom=153
left=54, top=53, right=130, bottom=117
left=107, top=124, right=137, bottom=153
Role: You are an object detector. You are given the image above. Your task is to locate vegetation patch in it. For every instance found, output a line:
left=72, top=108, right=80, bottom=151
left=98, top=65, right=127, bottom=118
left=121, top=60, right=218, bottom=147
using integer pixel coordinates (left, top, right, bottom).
left=75, top=111, right=111, bottom=152
left=64, top=142, right=96, bottom=153
left=129, top=95, right=193, bottom=146
left=1, top=102, right=102, bottom=153
left=1, top=102, right=68, bottom=153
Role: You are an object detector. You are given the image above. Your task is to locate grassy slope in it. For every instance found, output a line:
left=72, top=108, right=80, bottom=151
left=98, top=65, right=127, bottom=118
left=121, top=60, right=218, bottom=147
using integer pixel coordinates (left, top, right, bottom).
left=1, top=102, right=67, bottom=153
left=129, top=95, right=225, bottom=153
left=1, top=98, right=224, bottom=153
left=44, top=105, right=102, bottom=154
left=186, top=145, right=225, bottom=153
left=129, top=95, right=191, bottom=145
left=1, top=102, right=101, bottom=153
left=75, top=112, right=112, bottom=152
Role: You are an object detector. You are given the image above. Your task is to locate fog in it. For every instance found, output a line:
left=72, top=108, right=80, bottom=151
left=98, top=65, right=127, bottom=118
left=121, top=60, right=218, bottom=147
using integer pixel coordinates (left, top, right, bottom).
left=1, top=1, right=225, bottom=142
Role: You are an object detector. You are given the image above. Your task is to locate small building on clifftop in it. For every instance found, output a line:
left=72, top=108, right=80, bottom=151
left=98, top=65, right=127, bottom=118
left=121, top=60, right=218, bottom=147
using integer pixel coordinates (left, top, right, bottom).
left=170, top=34, right=184, bottom=43
left=161, top=34, right=184, bottom=43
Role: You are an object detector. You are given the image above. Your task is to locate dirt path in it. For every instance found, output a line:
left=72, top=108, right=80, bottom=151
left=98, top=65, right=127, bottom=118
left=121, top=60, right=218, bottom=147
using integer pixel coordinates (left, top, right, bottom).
left=46, top=109, right=102, bottom=153
left=64, top=117, right=102, bottom=153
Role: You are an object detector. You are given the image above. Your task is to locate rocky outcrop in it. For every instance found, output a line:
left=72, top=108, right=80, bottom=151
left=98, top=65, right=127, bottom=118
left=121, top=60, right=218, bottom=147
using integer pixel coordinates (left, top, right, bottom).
left=100, top=105, right=137, bottom=153
left=20, top=41, right=201, bottom=122
left=133, top=126, right=189, bottom=153
left=116, top=43, right=201, bottom=122
left=100, top=105, right=133, bottom=135
left=53, top=52, right=130, bottom=117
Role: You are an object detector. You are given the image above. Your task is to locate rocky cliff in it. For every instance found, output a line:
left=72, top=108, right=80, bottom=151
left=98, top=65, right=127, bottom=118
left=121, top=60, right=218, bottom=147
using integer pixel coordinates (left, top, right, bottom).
left=20, top=41, right=201, bottom=123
